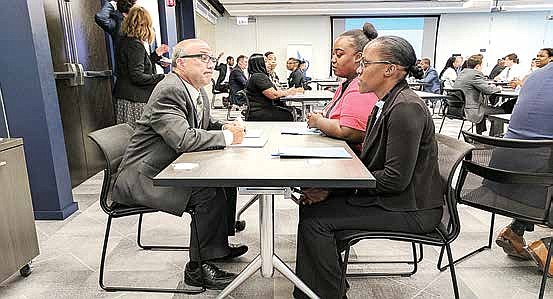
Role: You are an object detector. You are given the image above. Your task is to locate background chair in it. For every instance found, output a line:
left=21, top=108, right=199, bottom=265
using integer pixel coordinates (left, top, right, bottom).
left=337, top=134, right=474, bottom=299
left=439, top=88, right=473, bottom=139
left=88, top=124, right=204, bottom=294
left=438, top=131, right=553, bottom=298
left=211, top=78, right=229, bottom=109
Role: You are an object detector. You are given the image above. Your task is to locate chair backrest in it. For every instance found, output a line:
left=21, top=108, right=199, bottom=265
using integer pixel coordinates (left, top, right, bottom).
left=88, top=124, right=134, bottom=214
left=460, top=131, right=553, bottom=226
left=211, top=78, right=223, bottom=94
left=443, top=88, right=466, bottom=120
left=435, top=133, right=474, bottom=242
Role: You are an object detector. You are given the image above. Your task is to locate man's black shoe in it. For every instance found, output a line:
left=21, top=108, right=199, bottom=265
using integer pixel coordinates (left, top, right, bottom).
left=184, top=262, right=237, bottom=290
left=212, top=244, right=248, bottom=261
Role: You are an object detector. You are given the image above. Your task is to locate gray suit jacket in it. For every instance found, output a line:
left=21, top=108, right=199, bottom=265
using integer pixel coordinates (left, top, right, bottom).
left=453, top=68, right=501, bottom=123
left=113, top=73, right=226, bottom=216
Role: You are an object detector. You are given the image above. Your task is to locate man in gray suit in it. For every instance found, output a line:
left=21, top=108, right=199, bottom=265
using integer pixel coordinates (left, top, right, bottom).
left=113, top=39, right=247, bottom=290
left=453, top=54, right=503, bottom=135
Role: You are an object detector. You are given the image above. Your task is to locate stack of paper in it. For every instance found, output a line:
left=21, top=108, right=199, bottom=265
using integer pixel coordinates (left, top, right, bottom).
left=229, top=136, right=268, bottom=148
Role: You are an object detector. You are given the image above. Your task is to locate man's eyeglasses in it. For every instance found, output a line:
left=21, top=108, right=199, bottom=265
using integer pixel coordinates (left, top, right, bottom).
left=178, top=54, right=217, bottom=64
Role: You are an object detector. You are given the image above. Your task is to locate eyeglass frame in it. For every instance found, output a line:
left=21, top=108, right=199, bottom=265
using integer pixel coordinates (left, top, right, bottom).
left=176, top=54, right=217, bottom=64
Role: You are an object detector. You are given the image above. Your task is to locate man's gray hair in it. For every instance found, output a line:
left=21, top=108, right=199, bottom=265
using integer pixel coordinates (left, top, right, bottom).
left=171, top=46, right=187, bottom=68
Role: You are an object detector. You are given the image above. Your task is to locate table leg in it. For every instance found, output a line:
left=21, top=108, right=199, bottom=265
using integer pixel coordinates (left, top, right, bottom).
left=273, top=255, right=320, bottom=299
left=217, top=193, right=319, bottom=299
left=216, top=255, right=261, bottom=299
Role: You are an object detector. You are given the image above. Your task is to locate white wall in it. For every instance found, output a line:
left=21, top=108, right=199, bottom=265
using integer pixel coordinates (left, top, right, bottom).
left=214, top=15, right=332, bottom=80
left=436, top=11, right=552, bottom=75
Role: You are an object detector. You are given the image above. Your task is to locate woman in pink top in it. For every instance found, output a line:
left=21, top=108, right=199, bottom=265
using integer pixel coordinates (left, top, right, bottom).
left=307, top=23, right=379, bottom=152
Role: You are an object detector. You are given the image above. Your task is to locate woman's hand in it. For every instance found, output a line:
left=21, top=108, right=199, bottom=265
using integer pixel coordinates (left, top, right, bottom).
left=306, top=112, right=323, bottom=129
left=300, top=188, right=330, bottom=205
left=155, top=44, right=169, bottom=56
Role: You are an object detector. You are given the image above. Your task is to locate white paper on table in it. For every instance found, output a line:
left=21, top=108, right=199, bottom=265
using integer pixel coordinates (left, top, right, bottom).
left=244, top=129, right=263, bottom=138
left=229, top=137, right=268, bottom=148
left=172, top=163, right=199, bottom=170
left=273, top=146, right=351, bottom=158
left=281, top=127, right=323, bottom=135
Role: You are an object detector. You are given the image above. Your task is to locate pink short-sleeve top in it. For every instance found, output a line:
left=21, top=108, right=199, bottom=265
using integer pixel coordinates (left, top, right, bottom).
left=322, top=77, right=378, bottom=133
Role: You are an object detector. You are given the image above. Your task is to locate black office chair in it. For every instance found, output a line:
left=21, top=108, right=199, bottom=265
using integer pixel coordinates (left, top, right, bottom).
left=437, top=131, right=553, bottom=299
left=88, top=124, right=204, bottom=294
left=439, top=88, right=473, bottom=139
left=337, top=134, right=474, bottom=299
left=211, top=78, right=229, bottom=109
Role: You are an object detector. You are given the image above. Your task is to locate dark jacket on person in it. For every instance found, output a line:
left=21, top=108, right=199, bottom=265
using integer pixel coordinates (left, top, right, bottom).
left=489, top=64, right=506, bottom=80
left=94, top=1, right=123, bottom=47
left=288, top=68, right=305, bottom=88
left=351, top=80, right=443, bottom=211
left=113, top=36, right=164, bottom=102
left=214, top=62, right=230, bottom=90
left=113, top=73, right=226, bottom=216
left=229, top=67, right=247, bottom=105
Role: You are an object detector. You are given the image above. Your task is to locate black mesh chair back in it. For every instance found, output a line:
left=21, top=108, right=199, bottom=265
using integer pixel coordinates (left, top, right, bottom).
left=443, top=88, right=466, bottom=120
left=460, top=131, right=553, bottom=226
left=88, top=123, right=134, bottom=215
left=435, top=133, right=475, bottom=242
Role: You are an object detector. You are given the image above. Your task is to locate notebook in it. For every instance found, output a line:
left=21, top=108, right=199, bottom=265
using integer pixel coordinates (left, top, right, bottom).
left=272, top=146, right=351, bottom=158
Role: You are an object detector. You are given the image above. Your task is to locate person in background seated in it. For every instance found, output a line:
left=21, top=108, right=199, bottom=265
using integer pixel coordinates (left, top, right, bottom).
left=265, top=51, right=281, bottom=89
left=298, top=60, right=312, bottom=89
left=419, top=57, right=441, bottom=94
left=287, top=57, right=305, bottom=88
left=113, top=38, right=248, bottom=290
left=508, top=48, right=552, bottom=88
left=489, top=57, right=505, bottom=79
left=306, top=22, right=378, bottom=154
left=494, top=53, right=527, bottom=82
left=112, top=6, right=167, bottom=128
left=293, top=36, right=442, bottom=299
left=245, top=54, right=303, bottom=121
left=214, top=54, right=234, bottom=92
left=439, top=56, right=459, bottom=89
left=228, top=55, right=248, bottom=106
left=452, top=54, right=503, bottom=135
left=454, top=56, right=464, bottom=75
left=492, top=62, right=553, bottom=276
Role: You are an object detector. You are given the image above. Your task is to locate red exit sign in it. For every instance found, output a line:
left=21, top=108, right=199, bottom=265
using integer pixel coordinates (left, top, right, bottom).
left=167, top=0, right=175, bottom=7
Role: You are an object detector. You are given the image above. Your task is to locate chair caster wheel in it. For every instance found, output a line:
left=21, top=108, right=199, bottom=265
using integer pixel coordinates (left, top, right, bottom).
left=20, top=264, right=32, bottom=277
left=235, top=220, right=246, bottom=232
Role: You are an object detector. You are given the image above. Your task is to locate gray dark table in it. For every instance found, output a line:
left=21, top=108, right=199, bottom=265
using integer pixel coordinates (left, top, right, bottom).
left=154, top=122, right=375, bottom=299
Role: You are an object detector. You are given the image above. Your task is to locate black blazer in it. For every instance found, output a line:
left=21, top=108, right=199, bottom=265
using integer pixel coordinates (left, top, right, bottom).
left=214, top=62, right=229, bottom=89
left=113, top=36, right=164, bottom=103
left=229, top=67, right=247, bottom=97
left=351, top=80, right=443, bottom=211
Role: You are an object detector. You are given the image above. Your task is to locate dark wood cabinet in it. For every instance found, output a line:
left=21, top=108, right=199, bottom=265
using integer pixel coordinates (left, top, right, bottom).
left=0, top=138, right=39, bottom=283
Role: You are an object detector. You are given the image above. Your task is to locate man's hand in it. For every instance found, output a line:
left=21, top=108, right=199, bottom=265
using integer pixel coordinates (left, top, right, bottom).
left=155, top=44, right=169, bottom=56
left=306, top=112, right=323, bottom=129
left=225, top=125, right=245, bottom=144
left=300, top=188, right=330, bottom=205
left=218, top=52, right=224, bottom=59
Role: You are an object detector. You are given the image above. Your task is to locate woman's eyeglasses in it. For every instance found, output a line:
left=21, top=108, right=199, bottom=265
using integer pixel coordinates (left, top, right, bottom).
left=178, top=54, right=217, bottom=64
left=359, top=59, right=394, bottom=69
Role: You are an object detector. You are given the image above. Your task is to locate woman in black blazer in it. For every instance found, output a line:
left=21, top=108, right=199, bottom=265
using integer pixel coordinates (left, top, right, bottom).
left=293, top=36, right=443, bottom=299
left=113, top=5, right=165, bottom=128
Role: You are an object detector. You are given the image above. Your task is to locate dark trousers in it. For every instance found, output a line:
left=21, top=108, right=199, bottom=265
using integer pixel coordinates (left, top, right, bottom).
left=247, top=106, right=294, bottom=121
left=475, top=106, right=505, bottom=135
left=293, top=196, right=442, bottom=299
left=186, top=187, right=237, bottom=261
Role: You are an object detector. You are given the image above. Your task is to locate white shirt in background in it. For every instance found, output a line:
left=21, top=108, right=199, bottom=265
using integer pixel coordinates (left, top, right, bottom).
left=440, top=67, right=457, bottom=89
left=495, top=63, right=528, bottom=81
